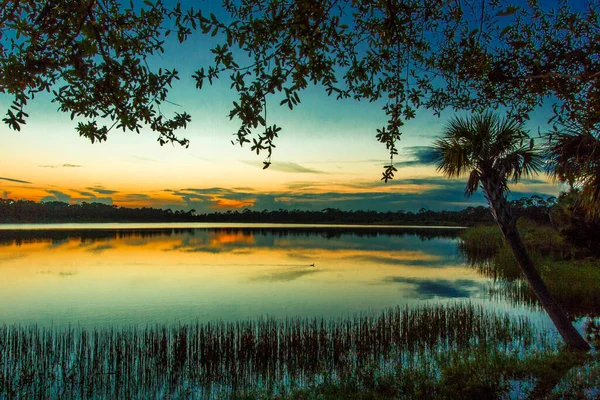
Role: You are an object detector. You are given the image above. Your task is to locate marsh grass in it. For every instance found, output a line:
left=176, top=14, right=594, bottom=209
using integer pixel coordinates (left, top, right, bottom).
left=233, top=348, right=600, bottom=399
left=0, top=304, right=537, bottom=399
left=460, top=222, right=600, bottom=317
left=459, top=220, right=575, bottom=265
left=459, top=225, right=504, bottom=263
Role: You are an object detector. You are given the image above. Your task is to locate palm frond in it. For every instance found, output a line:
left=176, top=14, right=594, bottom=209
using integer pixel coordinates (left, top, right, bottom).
left=497, top=147, right=543, bottom=183
left=545, top=121, right=600, bottom=205
left=493, top=116, right=528, bottom=156
left=465, top=170, right=480, bottom=196
left=432, top=135, right=474, bottom=178
left=435, top=111, right=541, bottom=197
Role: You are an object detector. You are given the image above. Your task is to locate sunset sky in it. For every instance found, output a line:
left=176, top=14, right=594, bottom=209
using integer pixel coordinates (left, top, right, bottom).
left=0, top=1, right=564, bottom=213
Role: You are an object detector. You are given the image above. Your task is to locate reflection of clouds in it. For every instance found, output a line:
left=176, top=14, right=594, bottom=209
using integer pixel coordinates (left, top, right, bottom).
left=166, top=232, right=257, bottom=254
left=286, top=251, right=313, bottom=260
left=266, top=234, right=458, bottom=254
left=168, top=246, right=226, bottom=254
left=285, top=248, right=453, bottom=269
left=0, top=254, right=27, bottom=263
left=351, top=253, right=445, bottom=268
left=48, top=238, right=70, bottom=249
left=122, top=239, right=150, bottom=247
left=209, top=231, right=254, bottom=245
left=250, top=268, right=321, bottom=282
left=87, top=244, right=114, bottom=253
left=39, top=164, right=82, bottom=168
left=231, top=249, right=253, bottom=255
left=383, top=277, right=483, bottom=299
left=37, top=270, right=78, bottom=277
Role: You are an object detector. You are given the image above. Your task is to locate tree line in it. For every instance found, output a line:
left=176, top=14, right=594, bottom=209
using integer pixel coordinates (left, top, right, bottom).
left=0, top=195, right=555, bottom=226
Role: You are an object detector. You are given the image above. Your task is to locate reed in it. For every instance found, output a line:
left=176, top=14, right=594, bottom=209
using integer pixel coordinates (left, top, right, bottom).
left=0, top=303, right=536, bottom=399
left=458, top=225, right=504, bottom=263
left=460, top=222, right=600, bottom=317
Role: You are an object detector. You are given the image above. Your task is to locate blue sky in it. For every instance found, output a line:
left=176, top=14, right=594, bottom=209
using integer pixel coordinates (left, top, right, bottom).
left=0, top=0, right=565, bottom=212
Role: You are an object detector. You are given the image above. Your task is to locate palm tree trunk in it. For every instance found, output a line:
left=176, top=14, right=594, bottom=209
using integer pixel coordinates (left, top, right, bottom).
left=482, top=180, right=590, bottom=351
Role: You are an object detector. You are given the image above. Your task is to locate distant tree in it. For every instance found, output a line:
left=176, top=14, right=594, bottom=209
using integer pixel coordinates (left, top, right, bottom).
left=510, top=195, right=555, bottom=224
left=433, top=111, right=590, bottom=351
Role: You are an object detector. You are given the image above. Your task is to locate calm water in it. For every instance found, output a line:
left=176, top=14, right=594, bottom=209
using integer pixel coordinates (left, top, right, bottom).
left=0, top=223, right=547, bottom=328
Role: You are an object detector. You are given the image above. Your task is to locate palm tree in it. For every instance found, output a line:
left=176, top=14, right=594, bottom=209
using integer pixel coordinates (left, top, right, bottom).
left=433, top=111, right=590, bottom=351
left=545, top=119, right=600, bottom=218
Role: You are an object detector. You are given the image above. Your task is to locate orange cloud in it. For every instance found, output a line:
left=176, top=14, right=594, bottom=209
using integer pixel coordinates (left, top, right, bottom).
left=210, top=197, right=255, bottom=209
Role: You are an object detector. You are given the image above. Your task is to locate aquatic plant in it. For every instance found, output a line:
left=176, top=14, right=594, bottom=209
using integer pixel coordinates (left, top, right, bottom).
left=0, top=303, right=536, bottom=399
left=460, top=223, right=600, bottom=318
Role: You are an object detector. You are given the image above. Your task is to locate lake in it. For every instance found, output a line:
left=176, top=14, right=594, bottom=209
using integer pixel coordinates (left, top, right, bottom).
left=0, top=223, right=550, bottom=329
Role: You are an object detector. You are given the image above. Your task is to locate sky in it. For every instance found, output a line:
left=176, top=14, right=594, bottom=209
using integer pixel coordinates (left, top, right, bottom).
left=0, top=1, right=564, bottom=214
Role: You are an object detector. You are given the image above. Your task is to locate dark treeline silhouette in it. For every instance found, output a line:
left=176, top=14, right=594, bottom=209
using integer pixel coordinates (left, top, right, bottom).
left=0, top=195, right=555, bottom=226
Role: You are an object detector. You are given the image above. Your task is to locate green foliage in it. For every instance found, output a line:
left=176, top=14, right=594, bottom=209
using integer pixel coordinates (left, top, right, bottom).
left=461, top=220, right=570, bottom=262
left=460, top=221, right=600, bottom=317
left=551, top=190, right=600, bottom=254
left=233, top=347, right=600, bottom=399
left=547, top=122, right=600, bottom=191
left=433, top=112, right=542, bottom=203
left=539, top=259, right=600, bottom=317
left=436, top=348, right=513, bottom=399
left=188, top=1, right=598, bottom=178
left=440, top=1, right=600, bottom=129
left=0, top=0, right=190, bottom=146
left=545, top=120, right=600, bottom=216
left=3, top=1, right=599, bottom=186
left=459, top=225, right=504, bottom=262
left=516, top=219, right=575, bottom=259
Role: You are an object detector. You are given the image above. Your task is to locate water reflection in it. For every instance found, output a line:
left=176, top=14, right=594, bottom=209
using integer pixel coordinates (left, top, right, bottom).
left=460, top=238, right=600, bottom=318
left=0, top=225, right=513, bottom=327
left=382, top=277, right=485, bottom=299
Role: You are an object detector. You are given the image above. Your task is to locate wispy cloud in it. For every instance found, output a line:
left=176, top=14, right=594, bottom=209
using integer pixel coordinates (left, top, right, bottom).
left=39, top=164, right=83, bottom=168
left=0, top=176, right=32, bottom=184
left=86, top=186, right=119, bottom=195
left=124, top=193, right=151, bottom=200
left=115, top=170, right=558, bottom=215
left=163, top=181, right=487, bottom=213
left=352, top=254, right=446, bottom=267
left=243, top=161, right=327, bottom=174
left=40, top=189, right=113, bottom=205
left=72, top=190, right=96, bottom=197
left=180, top=187, right=235, bottom=195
